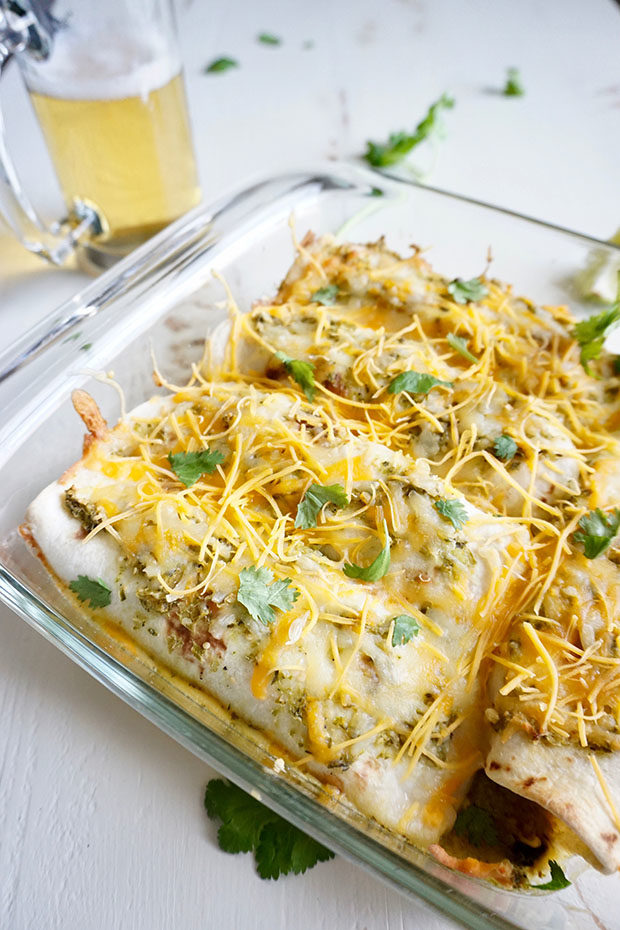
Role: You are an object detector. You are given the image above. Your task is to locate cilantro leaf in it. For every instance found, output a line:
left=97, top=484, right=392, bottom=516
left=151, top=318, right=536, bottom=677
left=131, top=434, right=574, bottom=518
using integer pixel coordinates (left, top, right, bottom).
left=343, top=520, right=391, bottom=582
left=204, top=56, right=238, bottom=74
left=237, top=566, right=299, bottom=625
left=434, top=497, right=469, bottom=530
left=453, top=805, right=498, bottom=847
left=274, top=351, right=316, bottom=401
left=532, top=860, right=571, bottom=890
left=447, top=277, right=489, bottom=305
left=503, top=67, right=525, bottom=97
left=493, top=434, right=518, bottom=462
left=310, top=285, right=339, bottom=306
left=204, top=779, right=334, bottom=879
left=364, top=93, right=455, bottom=167
left=388, top=371, right=453, bottom=396
left=205, top=779, right=275, bottom=853
left=573, top=278, right=620, bottom=375
left=256, top=820, right=334, bottom=879
left=391, top=614, right=420, bottom=647
left=447, top=332, right=477, bottom=363
left=69, top=575, right=112, bottom=609
left=295, top=483, right=348, bottom=529
left=258, top=33, right=281, bottom=46
left=574, top=508, right=620, bottom=559
left=168, top=448, right=225, bottom=487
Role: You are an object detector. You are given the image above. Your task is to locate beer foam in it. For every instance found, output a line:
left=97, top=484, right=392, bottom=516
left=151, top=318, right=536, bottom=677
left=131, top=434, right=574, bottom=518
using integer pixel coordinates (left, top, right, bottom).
left=22, top=27, right=180, bottom=100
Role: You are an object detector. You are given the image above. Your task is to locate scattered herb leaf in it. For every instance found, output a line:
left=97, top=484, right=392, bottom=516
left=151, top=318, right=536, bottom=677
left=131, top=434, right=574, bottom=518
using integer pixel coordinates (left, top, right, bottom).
left=295, top=483, right=348, bottom=529
left=274, top=351, right=316, bottom=401
left=388, top=371, right=453, bottom=396
left=370, top=186, right=384, bottom=197
left=258, top=33, right=281, bottom=46
left=204, top=56, right=239, bottom=74
left=343, top=520, right=391, bottom=582
left=204, top=779, right=334, bottom=879
left=205, top=778, right=274, bottom=853
left=168, top=448, right=225, bottom=487
left=573, top=276, right=620, bottom=374
left=531, top=860, right=571, bottom=890
left=69, top=575, right=112, bottom=609
left=237, top=566, right=299, bottom=625
left=493, top=434, right=518, bottom=462
left=503, top=67, right=525, bottom=97
left=391, top=614, right=421, bottom=647
left=434, top=498, right=469, bottom=530
left=453, top=805, right=498, bottom=847
left=447, top=277, right=489, bottom=305
left=574, top=508, right=620, bottom=559
left=447, top=333, right=477, bottom=363
left=364, top=93, right=455, bottom=167
left=310, top=285, right=339, bottom=306
left=255, top=820, right=334, bottom=879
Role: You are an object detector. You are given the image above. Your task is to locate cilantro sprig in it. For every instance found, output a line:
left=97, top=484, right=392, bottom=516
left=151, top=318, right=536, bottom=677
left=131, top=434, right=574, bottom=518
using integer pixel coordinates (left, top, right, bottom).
left=274, top=351, right=316, bottom=401
left=447, top=277, right=489, bottom=305
left=204, top=779, right=334, bottom=879
left=204, top=56, right=238, bottom=74
left=168, top=448, right=225, bottom=487
left=343, top=520, right=390, bottom=582
left=364, top=93, right=455, bottom=168
left=573, top=276, right=620, bottom=375
left=391, top=614, right=420, bottom=647
left=434, top=497, right=469, bottom=530
left=295, top=483, right=348, bottom=529
left=69, top=575, right=112, bottom=609
left=453, top=805, right=498, bottom=847
left=531, top=860, right=571, bottom=890
left=310, top=285, right=339, bottom=306
left=574, top=508, right=620, bottom=559
left=388, top=371, right=453, bottom=396
left=237, top=566, right=299, bottom=625
left=447, top=333, right=477, bottom=364
left=493, top=434, right=518, bottom=462
left=258, top=33, right=281, bottom=46
left=503, top=67, right=525, bottom=97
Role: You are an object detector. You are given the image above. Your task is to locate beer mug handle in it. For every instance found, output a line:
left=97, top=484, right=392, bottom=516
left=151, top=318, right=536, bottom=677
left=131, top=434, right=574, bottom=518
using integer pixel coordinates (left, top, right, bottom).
left=0, top=5, right=98, bottom=264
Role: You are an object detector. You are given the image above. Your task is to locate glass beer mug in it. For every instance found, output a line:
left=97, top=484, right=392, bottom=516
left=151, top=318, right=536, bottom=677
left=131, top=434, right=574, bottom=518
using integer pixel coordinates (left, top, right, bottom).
left=0, top=0, right=201, bottom=271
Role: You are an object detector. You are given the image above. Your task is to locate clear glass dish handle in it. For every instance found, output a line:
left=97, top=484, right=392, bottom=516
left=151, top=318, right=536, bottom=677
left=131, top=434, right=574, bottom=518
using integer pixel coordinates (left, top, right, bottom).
left=0, top=2, right=98, bottom=264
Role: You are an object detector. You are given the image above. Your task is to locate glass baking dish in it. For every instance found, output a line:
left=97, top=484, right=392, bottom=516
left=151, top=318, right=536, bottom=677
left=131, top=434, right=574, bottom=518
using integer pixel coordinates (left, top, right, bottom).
left=0, top=163, right=618, bottom=930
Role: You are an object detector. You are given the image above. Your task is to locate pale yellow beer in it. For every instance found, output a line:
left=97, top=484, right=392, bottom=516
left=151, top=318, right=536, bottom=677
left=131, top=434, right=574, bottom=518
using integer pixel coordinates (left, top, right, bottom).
left=30, top=72, right=201, bottom=254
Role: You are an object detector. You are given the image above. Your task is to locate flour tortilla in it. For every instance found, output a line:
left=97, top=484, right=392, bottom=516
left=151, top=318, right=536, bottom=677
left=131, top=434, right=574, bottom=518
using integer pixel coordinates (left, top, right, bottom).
left=25, top=476, right=482, bottom=849
left=197, top=257, right=620, bottom=879
left=486, top=730, right=620, bottom=873
left=25, top=385, right=523, bottom=852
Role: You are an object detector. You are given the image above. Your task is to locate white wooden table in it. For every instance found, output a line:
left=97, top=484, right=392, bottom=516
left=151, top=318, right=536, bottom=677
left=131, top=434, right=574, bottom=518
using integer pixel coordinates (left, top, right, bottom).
left=1, top=1, right=620, bottom=928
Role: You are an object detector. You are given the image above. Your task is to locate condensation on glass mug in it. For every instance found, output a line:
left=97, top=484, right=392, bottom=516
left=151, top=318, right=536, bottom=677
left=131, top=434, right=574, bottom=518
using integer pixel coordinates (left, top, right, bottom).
left=0, top=0, right=201, bottom=272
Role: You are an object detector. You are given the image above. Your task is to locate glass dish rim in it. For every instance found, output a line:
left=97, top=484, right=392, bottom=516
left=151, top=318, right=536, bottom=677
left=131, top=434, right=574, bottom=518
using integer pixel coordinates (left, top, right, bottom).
left=1, top=161, right=617, bottom=930
left=0, top=160, right=618, bottom=384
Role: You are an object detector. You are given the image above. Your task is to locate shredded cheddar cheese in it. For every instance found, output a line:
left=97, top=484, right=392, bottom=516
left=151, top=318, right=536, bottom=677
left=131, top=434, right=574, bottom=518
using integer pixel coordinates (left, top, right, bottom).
left=28, top=233, right=620, bottom=874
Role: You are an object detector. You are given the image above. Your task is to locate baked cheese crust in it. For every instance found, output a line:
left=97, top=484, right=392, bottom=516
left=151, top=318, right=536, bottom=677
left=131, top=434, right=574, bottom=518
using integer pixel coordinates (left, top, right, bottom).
left=23, top=234, right=620, bottom=881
